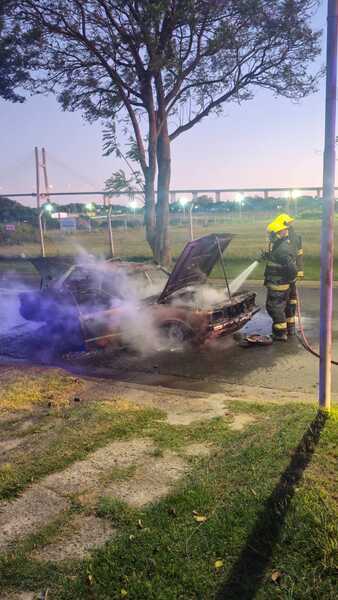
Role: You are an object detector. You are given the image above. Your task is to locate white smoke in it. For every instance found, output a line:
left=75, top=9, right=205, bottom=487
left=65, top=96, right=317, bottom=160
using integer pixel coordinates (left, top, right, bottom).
left=170, top=285, right=227, bottom=309
left=0, top=253, right=259, bottom=358
left=71, top=252, right=166, bottom=355
left=169, top=261, right=259, bottom=310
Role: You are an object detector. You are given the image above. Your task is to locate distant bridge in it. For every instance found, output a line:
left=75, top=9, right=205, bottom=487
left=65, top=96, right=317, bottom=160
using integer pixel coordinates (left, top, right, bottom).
left=0, top=186, right=328, bottom=207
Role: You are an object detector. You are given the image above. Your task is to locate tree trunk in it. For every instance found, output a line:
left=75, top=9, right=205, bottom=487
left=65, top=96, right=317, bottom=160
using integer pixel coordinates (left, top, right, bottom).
left=144, top=167, right=156, bottom=253
left=144, top=104, right=158, bottom=256
left=155, top=120, right=171, bottom=266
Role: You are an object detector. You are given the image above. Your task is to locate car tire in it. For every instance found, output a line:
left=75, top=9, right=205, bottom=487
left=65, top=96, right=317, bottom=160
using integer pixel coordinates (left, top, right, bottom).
left=160, top=321, right=194, bottom=346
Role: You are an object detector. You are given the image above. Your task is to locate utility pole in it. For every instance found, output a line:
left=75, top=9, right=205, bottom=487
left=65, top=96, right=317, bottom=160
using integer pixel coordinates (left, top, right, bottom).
left=41, top=147, right=50, bottom=201
left=34, top=146, right=41, bottom=209
left=319, top=0, right=338, bottom=411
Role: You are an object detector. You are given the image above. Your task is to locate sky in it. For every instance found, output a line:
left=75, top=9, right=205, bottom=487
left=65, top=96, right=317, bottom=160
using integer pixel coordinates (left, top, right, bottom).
left=0, top=1, right=328, bottom=207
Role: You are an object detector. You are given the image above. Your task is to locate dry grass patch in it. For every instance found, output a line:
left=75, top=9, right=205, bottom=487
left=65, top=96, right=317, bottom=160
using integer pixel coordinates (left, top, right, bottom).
left=30, top=514, right=116, bottom=563
left=0, top=368, right=83, bottom=412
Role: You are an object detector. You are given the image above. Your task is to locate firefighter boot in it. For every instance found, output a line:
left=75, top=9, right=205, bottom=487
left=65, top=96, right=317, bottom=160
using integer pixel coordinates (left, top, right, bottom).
left=272, top=321, right=288, bottom=342
left=272, top=331, right=288, bottom=342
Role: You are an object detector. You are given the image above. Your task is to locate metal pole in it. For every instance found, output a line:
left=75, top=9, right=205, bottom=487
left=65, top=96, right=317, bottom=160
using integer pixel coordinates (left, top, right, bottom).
left=41, top=147, right=50, bottom=201
left=107, top=205, right=115, bottom=257
left=34, top=146, right=41, bottom=209
left=38, top=209, right=45, bottom=257
left=189, top=204, right=194, bottom=241
left=319, top=0, right=338, bottom=411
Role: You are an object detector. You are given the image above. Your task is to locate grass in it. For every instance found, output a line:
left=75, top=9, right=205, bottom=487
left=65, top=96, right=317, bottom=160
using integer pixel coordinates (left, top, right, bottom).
left=61, top=404, right=338, bottom=600
left=0, top=379, right=255, bottom=502
left=0, top=397, right=163, bottom=500
left=1, top=217, right=337, bottom=280
left=0, top=369, right=82, bottom=411
left=0, top=395, right=337, bottom=599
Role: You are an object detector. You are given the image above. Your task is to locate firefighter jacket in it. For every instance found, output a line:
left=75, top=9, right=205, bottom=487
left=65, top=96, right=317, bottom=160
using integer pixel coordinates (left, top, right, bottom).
left=264, top=237, right=297, bottom=291
left=288, top=225, right=304, bottom=277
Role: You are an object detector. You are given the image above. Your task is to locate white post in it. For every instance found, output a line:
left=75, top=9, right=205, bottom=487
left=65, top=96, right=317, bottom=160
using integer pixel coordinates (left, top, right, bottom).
left=189, top=204, right=194, bottom=241
left=34, top=146, right=41, bottom=209
left=107, top=205, right=115, bottom=257
left=319, top=0, right=338, bottom=411
left=41, top=147, right=50, bottom=201
left=38, top=209, right=46, bottom=257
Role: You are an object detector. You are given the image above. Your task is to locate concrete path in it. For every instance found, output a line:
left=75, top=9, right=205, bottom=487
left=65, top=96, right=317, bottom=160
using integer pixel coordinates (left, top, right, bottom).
left=0, top=379, right=260, bottom=568
left=0, top=438, right=187, bottom=552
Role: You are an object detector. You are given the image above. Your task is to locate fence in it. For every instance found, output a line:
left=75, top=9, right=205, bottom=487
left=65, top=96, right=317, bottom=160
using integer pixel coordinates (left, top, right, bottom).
left=0, top=207, right=327, bottom=263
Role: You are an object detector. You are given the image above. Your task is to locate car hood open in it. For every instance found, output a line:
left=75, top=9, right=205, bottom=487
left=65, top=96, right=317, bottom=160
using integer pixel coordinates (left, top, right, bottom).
left=157, top=233, right=234, bottom=303
left=28, top=256, right=76, bottom=283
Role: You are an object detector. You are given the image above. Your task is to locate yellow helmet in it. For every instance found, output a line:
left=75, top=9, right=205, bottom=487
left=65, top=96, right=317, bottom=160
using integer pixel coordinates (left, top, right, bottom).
left=277, top=213, right=295, bottom=226
left=267, top=217, right=289, bottom=234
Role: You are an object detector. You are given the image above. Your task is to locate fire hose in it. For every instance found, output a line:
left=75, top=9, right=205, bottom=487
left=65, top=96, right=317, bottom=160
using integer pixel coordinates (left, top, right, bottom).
left=296, top=290, right=338, bottom=366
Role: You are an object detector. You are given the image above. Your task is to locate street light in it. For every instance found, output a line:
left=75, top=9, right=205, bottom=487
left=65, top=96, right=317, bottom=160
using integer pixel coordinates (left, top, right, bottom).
left=129, top=200, right=138, bottom=215
left=236, top=193, right=244, bottom=220
left=291, top=189, right=302, bottom=215
left=179, top=197, right=189, bottom=216
left=85, top=202, right=94, bottom=211
left=291, top=189, right=302, bottom=200
left=38, top=203, right=54, bottom=257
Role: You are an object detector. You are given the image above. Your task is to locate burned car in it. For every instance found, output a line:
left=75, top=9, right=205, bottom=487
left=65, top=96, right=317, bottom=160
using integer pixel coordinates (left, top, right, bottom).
left=19, top=234, right=259, bottom=352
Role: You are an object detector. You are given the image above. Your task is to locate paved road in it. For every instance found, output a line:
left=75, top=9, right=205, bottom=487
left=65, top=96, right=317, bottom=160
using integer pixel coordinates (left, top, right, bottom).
left=1, top=283, right=338, bottom=402
left=63, top=285, right=337, bottom=399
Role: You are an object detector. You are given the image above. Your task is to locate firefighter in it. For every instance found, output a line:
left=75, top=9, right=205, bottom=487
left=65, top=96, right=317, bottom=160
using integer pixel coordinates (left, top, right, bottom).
left=263, top=218, right=297, bottom=341
left=275, top=214, right=304, bottom=336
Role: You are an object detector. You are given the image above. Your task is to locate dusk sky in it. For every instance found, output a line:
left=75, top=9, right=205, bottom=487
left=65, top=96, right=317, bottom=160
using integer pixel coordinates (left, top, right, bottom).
left=0, top=1, right=328, bottom=206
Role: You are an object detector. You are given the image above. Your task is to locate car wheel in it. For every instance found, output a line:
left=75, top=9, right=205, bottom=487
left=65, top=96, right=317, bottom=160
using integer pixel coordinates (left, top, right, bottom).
left=160, top=321, right=194, bottom=346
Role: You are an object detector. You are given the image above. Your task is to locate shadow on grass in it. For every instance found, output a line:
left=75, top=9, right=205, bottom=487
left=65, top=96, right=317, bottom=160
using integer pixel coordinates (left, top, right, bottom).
left=216, top=409, right=328, bottom=600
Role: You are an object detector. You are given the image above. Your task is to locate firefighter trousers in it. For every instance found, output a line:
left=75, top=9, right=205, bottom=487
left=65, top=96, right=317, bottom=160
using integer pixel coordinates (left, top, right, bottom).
left=286, top=281, right=297, bottom=334
left=266, top=287, right=290, bottom=338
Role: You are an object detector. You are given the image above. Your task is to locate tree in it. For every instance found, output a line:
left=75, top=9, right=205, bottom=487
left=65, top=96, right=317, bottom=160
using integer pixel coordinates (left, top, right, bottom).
left=0, top=1, right=39, bottom=102
left=104, top=168, right=144, bottom=204
left=0, top=196, right=36, bottom=223
left=3, top=1, right=321, bottom=264
left=195, top=195, right=214, bottom=208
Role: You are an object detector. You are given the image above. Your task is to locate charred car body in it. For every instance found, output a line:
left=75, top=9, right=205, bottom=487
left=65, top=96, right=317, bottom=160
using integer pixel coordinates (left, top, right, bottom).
left=19, top=234, right=259, bottom=351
